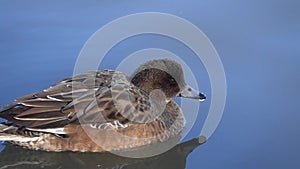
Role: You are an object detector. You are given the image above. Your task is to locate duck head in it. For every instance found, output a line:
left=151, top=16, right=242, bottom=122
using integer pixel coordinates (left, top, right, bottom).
left=130, top=59, right=206, bottom=101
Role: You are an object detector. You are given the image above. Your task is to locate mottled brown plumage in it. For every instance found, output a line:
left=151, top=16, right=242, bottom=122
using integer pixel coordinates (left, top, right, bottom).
left=0, top=59, right=205, bottom=152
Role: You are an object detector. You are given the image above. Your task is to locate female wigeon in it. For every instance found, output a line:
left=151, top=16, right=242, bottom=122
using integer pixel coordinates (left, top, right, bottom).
left=0, top=59, right=205, bottom=152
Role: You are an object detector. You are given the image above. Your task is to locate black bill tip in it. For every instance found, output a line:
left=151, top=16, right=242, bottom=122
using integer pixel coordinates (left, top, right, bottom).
left=199, top=92, right=206, bottom=101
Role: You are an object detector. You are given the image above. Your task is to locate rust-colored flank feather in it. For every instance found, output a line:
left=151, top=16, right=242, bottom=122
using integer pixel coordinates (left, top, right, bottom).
left=0, top=59, right=205, bottom=152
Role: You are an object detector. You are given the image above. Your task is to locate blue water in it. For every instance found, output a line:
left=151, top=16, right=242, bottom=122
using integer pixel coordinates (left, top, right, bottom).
left=0, top=0, right=300, bottom=169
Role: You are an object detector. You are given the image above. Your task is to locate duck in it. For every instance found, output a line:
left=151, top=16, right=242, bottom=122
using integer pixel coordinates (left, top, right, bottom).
left=0, top=59, right=206, bottom=152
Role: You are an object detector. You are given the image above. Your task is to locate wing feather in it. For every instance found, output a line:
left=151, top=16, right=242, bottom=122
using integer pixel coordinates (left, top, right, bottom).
left=0, top=70, right=162, bottom=136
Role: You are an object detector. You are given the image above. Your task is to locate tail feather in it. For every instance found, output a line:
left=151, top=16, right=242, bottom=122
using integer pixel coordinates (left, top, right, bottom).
left=0, top=102, right=20, bottom=122
left=0, top=102, right=18, bottom=113
left=0, top=124, right=10, bottom=132
left=0, top=133, right=39, bottom=142
left=0, top=124, right=39, bottom=142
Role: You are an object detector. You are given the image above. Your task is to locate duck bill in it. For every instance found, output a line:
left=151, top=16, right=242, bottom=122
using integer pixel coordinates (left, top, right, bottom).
left=179, top=85, right=206, bottom=101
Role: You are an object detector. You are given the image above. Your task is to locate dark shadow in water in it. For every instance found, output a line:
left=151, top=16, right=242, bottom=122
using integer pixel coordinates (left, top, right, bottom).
left=0, top=136, right=206, bottom=169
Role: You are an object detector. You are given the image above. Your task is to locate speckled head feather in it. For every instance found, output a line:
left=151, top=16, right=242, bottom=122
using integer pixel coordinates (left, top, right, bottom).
left=130, top=59, right=186, bottom=99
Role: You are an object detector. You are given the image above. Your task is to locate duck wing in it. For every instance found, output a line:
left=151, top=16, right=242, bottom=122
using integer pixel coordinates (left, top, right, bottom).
left=0, top=70, right=156, bottom=135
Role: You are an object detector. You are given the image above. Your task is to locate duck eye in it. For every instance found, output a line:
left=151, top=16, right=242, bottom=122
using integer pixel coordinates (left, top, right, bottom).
left=169, top=78, right=176, bottom=84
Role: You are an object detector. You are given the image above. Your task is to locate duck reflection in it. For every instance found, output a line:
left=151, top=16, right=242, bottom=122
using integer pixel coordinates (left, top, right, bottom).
left=0, top=136, right=206, bottom=169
